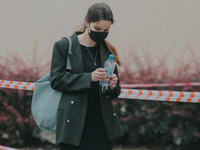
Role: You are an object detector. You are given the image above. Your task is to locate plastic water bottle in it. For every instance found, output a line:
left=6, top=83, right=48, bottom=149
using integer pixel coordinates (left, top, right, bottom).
left=100, top=55, right=117, bottom=90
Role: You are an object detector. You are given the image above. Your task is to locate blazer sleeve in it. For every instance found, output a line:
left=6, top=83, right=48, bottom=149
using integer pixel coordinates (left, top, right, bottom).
left=107, top=65, right=121, bottom=100
left=50, top=40, right=92, bottom=93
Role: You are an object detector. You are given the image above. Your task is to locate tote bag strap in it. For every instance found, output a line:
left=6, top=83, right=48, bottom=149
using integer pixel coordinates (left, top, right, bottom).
left=65, top=37, right=72, bottom=71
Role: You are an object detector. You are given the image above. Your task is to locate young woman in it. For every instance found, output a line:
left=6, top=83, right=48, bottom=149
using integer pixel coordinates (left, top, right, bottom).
left=50, top=3, right=124, bottom=150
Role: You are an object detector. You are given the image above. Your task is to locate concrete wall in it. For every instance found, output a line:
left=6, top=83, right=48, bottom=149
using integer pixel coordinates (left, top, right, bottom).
left=1, top=0, right=200, bottom=68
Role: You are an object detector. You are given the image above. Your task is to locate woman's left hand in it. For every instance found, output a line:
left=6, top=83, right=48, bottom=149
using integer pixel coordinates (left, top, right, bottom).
left=109, top=74, right=118, bottom=91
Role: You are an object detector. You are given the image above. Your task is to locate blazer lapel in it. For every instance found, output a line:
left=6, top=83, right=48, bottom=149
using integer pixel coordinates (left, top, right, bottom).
left=68, top=32, right=84, bottom=74
left=68, top=32, right=88, bottom=102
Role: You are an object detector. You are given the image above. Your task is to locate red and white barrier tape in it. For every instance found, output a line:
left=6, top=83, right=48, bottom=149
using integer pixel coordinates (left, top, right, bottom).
left=0, top=145, right=19, bottom=150
left=0, top=80, right=34, bottom=91
left=119, top=89, right=200, bottom=103
left=1, top=80, right=200, bottom=91
left=121, top=82, right=200, bottom=88
left=1, top=80, right=200, bottom=103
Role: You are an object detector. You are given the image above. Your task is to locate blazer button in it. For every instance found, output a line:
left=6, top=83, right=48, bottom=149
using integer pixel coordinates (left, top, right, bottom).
left=67, top=120, right=70, bottom=123
left=113, top=113, right=116, bottom=116
left=106, top=96, right=109, bottom=99
left=71, top=101, right=74, bottom=104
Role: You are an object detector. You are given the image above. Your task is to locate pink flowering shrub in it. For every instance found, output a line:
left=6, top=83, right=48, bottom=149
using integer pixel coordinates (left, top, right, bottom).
left=113, top=40, right=200, bottom=150
left=0, top=39, right=200, bottom=149
left=0, top=41, right=51, bottom=148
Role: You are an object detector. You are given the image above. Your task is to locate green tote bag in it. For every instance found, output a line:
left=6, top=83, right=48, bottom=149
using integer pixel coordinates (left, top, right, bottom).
left=31, top=37, right=72, bottom=132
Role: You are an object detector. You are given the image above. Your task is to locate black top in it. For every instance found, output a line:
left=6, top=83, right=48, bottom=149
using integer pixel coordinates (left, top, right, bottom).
left=81, top=44, right=102, bottom=73
left=81, top=44, right=112, bottom=149
left=60, top=44, right=112, bottom=149
left=81, top=44, right=102, bottom=115
left=81, top=44, right=107, bottom=132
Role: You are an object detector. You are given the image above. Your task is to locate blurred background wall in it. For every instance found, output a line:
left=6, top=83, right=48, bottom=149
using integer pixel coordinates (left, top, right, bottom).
left=0, top=0, right=200, bottom=68
left=1, top=1, right=200, bottom=149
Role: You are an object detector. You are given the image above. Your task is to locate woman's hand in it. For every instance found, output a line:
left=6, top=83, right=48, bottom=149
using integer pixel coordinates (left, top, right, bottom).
left=91, top=68, right=108, bottom=82
left=109, top=74, right=118, bottom=91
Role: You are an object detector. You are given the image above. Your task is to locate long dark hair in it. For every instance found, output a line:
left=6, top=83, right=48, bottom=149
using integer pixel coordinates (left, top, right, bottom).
left=79, top=3, right=122, bottom=66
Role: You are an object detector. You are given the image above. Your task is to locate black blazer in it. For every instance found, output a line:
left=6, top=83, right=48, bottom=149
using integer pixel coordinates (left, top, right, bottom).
left=50, top=32, right=124, bottom=146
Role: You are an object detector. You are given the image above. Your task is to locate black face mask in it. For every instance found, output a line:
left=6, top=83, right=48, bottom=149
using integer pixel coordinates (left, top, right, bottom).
left=88, top=25, right=109, bottom=42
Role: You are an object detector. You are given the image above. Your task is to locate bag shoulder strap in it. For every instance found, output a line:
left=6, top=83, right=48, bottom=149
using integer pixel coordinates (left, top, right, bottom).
left=63, top=37, right=72, bottom=70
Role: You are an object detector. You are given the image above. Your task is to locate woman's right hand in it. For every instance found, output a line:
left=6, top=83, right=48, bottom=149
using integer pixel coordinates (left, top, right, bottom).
left=91, top=68, right=108, bottom=82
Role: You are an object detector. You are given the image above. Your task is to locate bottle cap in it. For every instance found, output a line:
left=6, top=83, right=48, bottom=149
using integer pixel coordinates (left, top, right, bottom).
left=109, top=55, right=114, bottom=60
